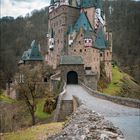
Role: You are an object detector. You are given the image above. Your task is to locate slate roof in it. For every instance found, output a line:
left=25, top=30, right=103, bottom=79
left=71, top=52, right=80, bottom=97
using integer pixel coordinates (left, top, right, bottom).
left=21, top=40, right=43, bottom=62
left=84, top=28, right=93, bottom=39
left=81, top=0, right=97, bottom=8
left=50, top=0, right=55, bottom=5
left=95, top=26, right=108, bottom=49
left=73, top=11, right=93, bottom=32
left=96, top=0, right=102, bottom=9
left=60, top=55, right=84, bottom=65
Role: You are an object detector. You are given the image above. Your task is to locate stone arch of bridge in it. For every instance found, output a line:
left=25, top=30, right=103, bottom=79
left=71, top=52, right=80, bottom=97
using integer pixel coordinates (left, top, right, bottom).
left=67, top=71, right=78, bottom=84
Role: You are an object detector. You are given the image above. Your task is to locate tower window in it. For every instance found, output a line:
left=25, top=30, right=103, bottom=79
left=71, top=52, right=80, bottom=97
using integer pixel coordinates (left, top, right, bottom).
left=107, top=52, right=109, bottom=56
left=80, top=49, right=82, bottom=52
left=85, top=67, right=91, bottom=70
left=100, top=53, right=103, bottom=57
left=89, top=39, right=92, bottom=43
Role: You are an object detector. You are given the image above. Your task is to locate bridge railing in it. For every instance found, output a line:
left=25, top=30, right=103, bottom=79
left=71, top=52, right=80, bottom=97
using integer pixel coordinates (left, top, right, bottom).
left=53, top=81, right=67, bottom=122
left=79, top=81, right=140, bottom=108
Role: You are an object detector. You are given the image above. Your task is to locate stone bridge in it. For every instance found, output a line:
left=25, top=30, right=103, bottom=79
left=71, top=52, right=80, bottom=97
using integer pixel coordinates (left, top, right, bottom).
left=63, top=85, right=140, bottom=140
left=51, top=71, right=140, bottom=140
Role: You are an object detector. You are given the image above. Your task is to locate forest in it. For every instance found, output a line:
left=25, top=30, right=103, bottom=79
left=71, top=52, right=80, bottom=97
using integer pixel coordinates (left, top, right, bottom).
left=0, top=0, right=140, bottom=89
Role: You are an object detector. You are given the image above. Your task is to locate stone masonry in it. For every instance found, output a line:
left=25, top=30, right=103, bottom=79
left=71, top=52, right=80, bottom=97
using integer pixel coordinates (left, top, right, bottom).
left=47, top=105, right=125, bottom=140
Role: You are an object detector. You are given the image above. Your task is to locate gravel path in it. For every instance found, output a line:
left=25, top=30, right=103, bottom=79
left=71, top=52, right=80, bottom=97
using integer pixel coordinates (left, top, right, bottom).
left=64, top=85, right=140, bottom=140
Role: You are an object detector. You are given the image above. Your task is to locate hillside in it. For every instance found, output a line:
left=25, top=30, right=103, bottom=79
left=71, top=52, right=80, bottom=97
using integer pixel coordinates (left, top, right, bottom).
left=104, top=0, right=140, bottom=83
left=102, top=66, right=140, bottom=99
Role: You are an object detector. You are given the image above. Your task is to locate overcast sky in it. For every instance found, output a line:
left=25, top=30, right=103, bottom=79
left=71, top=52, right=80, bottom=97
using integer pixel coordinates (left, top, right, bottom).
left=0, top=0, right=140, bottom=18
left=0, top=0, right=50, bottom=18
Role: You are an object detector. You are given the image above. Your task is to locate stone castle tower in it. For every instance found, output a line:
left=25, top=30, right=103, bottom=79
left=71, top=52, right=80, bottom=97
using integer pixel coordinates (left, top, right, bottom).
left=45, top=0, right=112, bottom=82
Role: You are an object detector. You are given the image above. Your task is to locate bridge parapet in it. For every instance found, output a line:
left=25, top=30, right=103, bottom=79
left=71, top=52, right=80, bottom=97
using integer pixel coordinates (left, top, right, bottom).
left=48, top=105, right=125, bottom=140
left=80, top=82, right=140, bottom=108
left=53, top=82, right=67, bottom=121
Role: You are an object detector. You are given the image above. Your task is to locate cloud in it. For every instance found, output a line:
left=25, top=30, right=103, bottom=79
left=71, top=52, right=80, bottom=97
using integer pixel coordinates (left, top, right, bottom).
left=0, top=0, right=50, bottom=18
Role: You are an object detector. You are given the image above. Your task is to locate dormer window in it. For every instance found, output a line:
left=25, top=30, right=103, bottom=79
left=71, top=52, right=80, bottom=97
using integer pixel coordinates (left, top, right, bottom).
left=84, top=38, right=92, bottom=47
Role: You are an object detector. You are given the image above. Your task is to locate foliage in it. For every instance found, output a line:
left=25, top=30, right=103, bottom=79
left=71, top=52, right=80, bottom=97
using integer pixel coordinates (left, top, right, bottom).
left=2, top=122, right=63, bottom=140
left=104, top=0, right=140, bottom=82
left=0, top=7, right=49, bottom=89
left=43, top=95, right=57, bottom=114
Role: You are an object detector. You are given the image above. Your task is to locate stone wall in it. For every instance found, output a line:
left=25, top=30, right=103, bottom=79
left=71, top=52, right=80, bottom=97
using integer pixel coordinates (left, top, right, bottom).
left=60, top=64, right=85, bottom=83
left=81, top=82, right=140, bottom=108
left=84, top=74, right=97, bottom=90
left=58, top=100, right=73, bottom=121
left=50, top=72, right=62, bottom=94
left=47, top=105, right=125, bottom=140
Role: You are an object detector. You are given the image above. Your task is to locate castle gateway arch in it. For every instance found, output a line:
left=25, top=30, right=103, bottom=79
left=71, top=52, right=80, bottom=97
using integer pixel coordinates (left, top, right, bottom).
left=67, top=71, right=78, bottom=84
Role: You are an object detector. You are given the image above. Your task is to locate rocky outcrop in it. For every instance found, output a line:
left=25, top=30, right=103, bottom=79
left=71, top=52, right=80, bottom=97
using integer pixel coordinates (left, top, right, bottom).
left=47, top=105, right=125, bottom=140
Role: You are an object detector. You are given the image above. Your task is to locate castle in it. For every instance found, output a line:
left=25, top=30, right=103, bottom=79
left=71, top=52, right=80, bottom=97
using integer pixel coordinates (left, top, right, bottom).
left=45, top=0, right=112, bottom=82
left=19, top=0, right=112, bottom=90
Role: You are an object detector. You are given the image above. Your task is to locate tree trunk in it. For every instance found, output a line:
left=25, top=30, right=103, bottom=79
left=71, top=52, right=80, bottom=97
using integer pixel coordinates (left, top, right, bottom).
left=31, top=111, right=35, bottom=125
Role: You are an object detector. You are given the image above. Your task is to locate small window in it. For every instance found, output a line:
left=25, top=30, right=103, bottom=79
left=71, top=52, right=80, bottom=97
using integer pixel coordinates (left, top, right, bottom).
left=100, top=53, right=103, bottom=57
left=85, top=49, right=86, bottom=52
left=44, top=77, right=47, bottom=82
left=85, top=40, right=87, bottom=43
left=80, top=49, right=82, bottom=52
left=85, top=67, right=91, bottom=70
left=79, top=41, right=81, bottom=44
left=107, top=52, right=109, bottom=56
left=89, top=39, right=92, bottom=43
left=74, top=49, right=76, bottom=52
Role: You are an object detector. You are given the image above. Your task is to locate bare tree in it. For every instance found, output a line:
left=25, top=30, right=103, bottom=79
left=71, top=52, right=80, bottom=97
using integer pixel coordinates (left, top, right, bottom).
left=15, top=65, right=45, bottom=125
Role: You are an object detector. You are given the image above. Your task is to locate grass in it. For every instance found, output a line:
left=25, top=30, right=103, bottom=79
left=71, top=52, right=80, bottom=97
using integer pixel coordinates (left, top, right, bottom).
left=103, top=66, right=140, bottom=99
left=2, top=122, right=63, bottom=140
left=35, top=99, right=51, bottom=119
left=0, top=93, right=16, bottom=104
left=103, top=66, right=123, bottom=95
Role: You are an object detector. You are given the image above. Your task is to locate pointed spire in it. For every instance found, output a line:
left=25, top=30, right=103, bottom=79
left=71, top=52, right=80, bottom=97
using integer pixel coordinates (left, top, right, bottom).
left=81, top=0, right=97, bottom=8
left=96, top=0, right=103, bottom=9
left=95, top=26, right=108, bottom=49
left=73, top=11, right=93, bottom=32
left=50, top=0, right=55, bottom=5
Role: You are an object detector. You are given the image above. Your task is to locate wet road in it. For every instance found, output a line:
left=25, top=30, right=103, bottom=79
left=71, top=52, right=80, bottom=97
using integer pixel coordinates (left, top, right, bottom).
left=64, top=85, right=140, bottom=140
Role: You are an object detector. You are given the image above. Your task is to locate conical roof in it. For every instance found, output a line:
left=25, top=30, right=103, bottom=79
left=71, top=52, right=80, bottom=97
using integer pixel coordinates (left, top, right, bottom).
left=95, top=26, right=108, bottom=49
left=73, top=11, right=93, bottom=32
left=81, top=0, right=97, bottom=8
left=21, top=40, right=43, bottom=61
